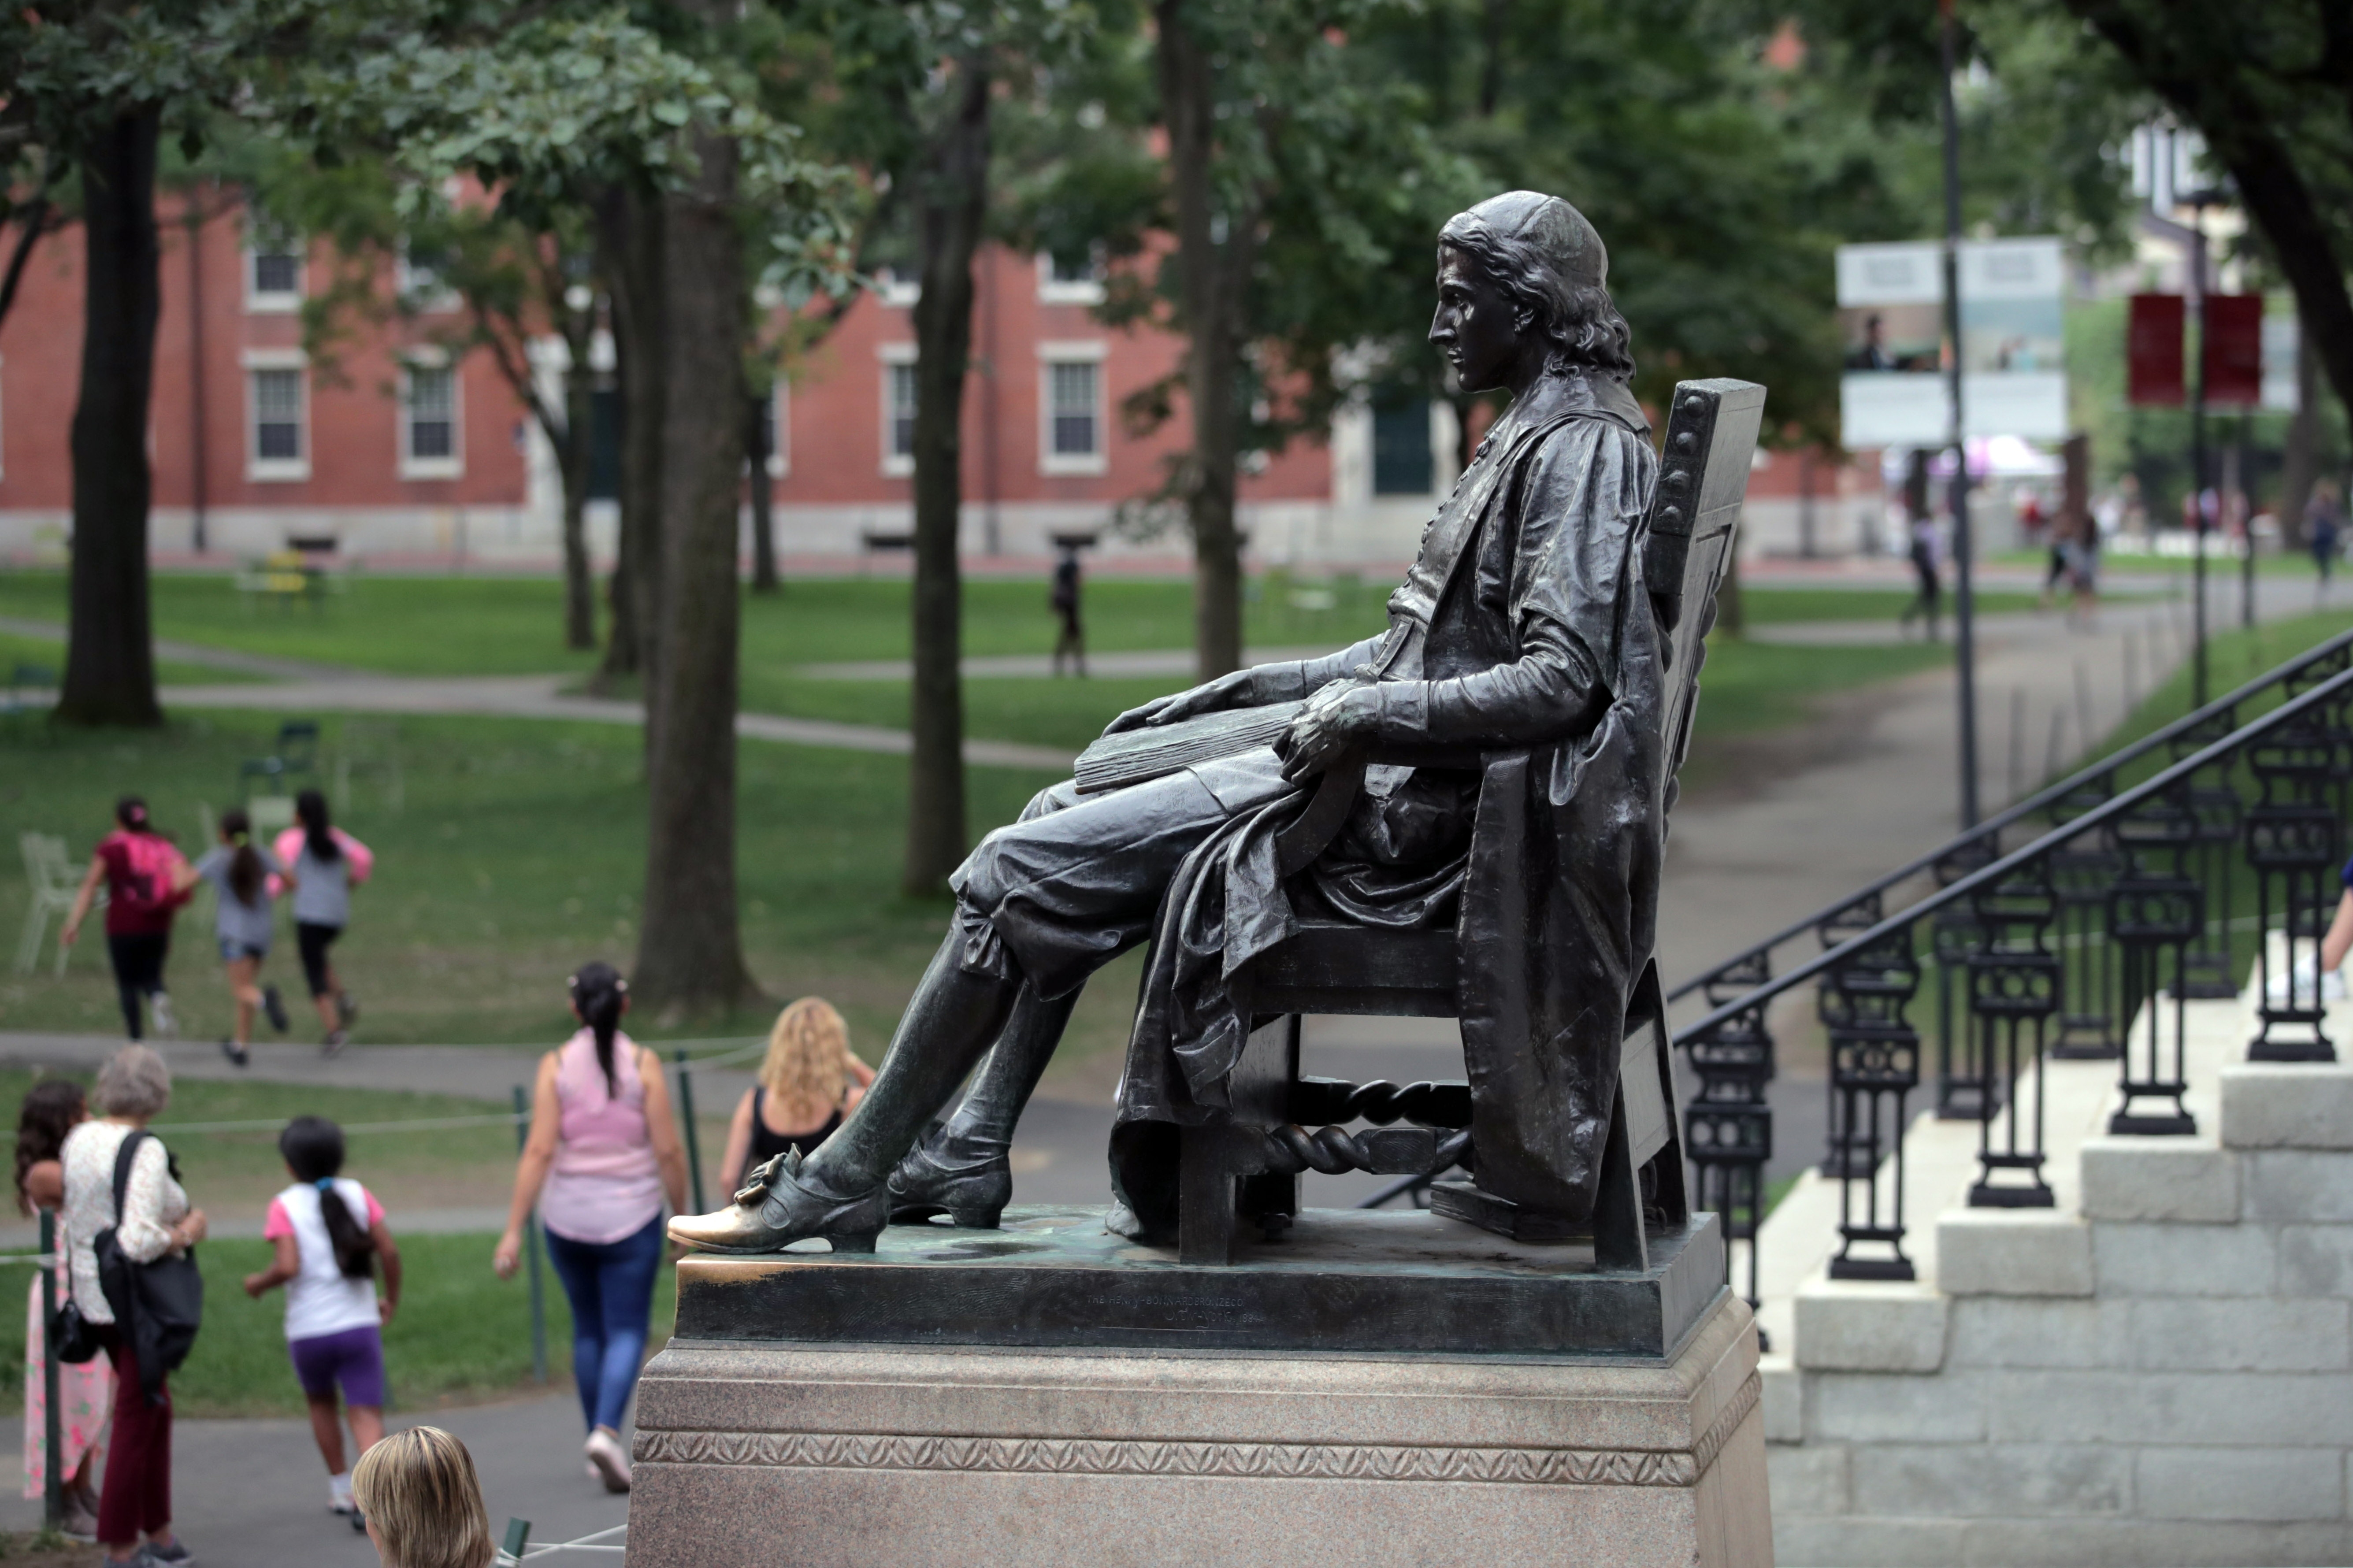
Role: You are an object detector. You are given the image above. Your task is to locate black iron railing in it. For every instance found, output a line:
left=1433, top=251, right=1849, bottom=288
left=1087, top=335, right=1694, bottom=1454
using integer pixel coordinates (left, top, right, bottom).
left=1676, top=657, right=2353, bottom=1282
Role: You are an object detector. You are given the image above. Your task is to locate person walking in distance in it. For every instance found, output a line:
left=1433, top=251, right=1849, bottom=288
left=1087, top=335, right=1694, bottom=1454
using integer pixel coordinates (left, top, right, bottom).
left=493, top=964, right=689, bottom=1493
left=1900, top=509, right=1943, bottom=640
left=61, top=1046, right=205, bottom=1568
left=717, top=998, right=875, bottom=1194
left=1050, top=542, right=1087, bottom=677
left=194, top=807, right=291, bottom=1067
left=2308, top=480, right=2344, bottom=597
left=243, top=1116, right=402, bottom=1533
left=16, top=1080, right=109, bottom=1540
left=60, top=799, right=198, bottom=1042
left=273, top=790, right=373, bottom=1054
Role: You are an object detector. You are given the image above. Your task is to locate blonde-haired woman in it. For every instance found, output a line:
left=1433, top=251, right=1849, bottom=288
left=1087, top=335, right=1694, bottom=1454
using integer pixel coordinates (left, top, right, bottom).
left=717, top=999, right=875, bottom=1195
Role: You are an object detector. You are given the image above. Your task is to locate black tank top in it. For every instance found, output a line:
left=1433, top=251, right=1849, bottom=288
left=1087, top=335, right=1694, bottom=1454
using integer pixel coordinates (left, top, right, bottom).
left=748, top=1088, right=841, bottom=1166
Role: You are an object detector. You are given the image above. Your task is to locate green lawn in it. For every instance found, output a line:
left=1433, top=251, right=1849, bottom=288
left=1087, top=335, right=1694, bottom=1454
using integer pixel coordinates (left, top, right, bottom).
left=1734, top=586, right=2100, bottom=624
left=0, top=631, right=252, bottom=690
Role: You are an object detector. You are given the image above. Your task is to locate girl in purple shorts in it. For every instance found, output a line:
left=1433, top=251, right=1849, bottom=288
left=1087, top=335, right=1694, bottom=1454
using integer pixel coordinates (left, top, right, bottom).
left=243, top=1116, right=404, bottom=1530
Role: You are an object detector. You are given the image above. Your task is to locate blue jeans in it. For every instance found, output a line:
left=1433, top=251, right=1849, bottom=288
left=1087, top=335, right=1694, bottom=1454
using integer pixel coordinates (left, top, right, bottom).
left=542, top=1214, right=664, bottom=1434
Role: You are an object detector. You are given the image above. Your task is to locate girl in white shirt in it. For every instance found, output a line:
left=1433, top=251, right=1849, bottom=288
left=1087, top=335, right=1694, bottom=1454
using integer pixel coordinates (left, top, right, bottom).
left=243, top=1116, right=403, bottom=1528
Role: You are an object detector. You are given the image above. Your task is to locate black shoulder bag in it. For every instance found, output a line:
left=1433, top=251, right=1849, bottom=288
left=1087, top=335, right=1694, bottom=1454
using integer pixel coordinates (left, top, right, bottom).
left=91, top=1130, right=204, bottom=1406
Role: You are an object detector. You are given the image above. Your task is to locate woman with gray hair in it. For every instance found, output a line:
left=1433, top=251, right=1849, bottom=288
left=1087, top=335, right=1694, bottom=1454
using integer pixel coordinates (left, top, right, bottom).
left=60, top=1045, right=206, bottom=1567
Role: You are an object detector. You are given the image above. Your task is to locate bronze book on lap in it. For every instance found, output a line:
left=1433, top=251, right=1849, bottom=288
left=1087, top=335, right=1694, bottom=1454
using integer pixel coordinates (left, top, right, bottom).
left=1073, top=701, right=1306, bottom=795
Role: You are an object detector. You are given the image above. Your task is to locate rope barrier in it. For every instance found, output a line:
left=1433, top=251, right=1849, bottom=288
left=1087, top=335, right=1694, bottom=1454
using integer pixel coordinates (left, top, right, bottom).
left=497, top=1521, right=627, bottom=1562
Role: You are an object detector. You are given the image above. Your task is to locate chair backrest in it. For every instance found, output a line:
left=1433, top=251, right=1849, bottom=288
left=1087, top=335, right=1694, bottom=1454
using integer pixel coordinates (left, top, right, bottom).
left=276, top=720, right=320, bottom=772
left=1642, top=378, right=1767, bottom=796
left=20, top=831, right=71, bottom=893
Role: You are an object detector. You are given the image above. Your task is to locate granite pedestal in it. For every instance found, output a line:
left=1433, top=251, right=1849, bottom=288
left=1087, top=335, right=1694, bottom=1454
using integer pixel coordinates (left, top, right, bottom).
left=628, top=1207, right=1771, bottom=1567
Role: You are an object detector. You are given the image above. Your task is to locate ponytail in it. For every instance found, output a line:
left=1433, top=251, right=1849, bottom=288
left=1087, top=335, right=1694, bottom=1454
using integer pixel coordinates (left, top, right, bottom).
left=568, top=962, right=628, bottom=1097
left=115, top=796, right=153, bottom=834
left=220, top=807, right=265, bottom=906
left=296, top=788, right=341, bottom=864
left=279, top=1116, right=375, bottom=1280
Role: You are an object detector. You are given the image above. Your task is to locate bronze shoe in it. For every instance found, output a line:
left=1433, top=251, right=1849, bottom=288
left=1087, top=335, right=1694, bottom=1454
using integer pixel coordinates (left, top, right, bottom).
left=887, top=1129, right=1011, bottom=1230
left=667, top=1149, right=888, bottom=1255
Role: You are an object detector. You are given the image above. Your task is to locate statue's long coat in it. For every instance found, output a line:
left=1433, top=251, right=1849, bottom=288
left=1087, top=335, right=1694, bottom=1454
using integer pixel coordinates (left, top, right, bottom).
left=1107, top=368, right=1668, bottom=1232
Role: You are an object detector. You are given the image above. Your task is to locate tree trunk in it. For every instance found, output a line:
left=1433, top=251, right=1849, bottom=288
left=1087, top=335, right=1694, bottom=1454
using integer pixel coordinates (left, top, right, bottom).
left=632, top=121, right=757, bottom=1017
left=746, top=390, right=779, bottom=593
left=560, top=343, right=597, bottom=650
left=1158, top=0, right=1251, bottom=681
left=59, top=107, right=163, bottom=728
left=902, top=56, right=992, bottom=897
left=2283, top=328, right=2318, bottom=546
left=594, top=185, right=665, bottom=697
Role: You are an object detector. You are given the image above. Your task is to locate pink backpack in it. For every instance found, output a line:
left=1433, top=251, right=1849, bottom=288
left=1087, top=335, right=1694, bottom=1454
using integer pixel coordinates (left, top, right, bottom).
left=108, top=831, right=190, bottom=921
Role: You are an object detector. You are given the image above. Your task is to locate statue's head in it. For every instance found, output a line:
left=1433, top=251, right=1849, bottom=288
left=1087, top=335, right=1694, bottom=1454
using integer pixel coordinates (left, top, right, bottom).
left=1430, top=191, right=1633, bottom=394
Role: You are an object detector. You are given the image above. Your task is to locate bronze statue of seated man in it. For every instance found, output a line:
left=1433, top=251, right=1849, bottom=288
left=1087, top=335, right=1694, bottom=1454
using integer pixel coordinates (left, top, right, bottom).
left=671, top=189, right=1668, bottom=1255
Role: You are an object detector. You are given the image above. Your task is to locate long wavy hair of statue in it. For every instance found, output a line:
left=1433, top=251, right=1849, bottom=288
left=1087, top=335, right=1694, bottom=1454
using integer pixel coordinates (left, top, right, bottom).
left=1437, top=211, right=1636, bottom=382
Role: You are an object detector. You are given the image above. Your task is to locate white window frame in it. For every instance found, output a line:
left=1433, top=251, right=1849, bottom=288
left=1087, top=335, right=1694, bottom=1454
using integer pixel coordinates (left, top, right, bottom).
left=765, top=380, right=790, bottom=478
left=878, top=343, right=918, bottom=478
left=1037, top=249, right=1107, bottom=306
left=1037, top=341, right=1109, bottom=476
left=876, top=267, right=921, bottom=308
left=398, top=351, right=464, bottom=479
left=395, top=246, right=461, bottom=315
left=244, top=234, right=304, bottom=314
left=241, top=348, right=310, bottom=481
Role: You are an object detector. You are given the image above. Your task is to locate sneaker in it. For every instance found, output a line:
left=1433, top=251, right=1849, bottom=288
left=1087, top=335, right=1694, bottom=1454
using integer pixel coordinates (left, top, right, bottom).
left=585, top=1427, right=632, bottom=1494
left=219, top=1038, right=250, bottom=1068
left=262, top=986, right=289, bottom=1032
left=323, top=1028, right=349, bottom=1057
left=329, top=1472, right=356, bottom=1515
left=149, top=992, right=178, bottom=1039
left=349, top=1509, right=367, bottom=1534
left=61, top=1500, right=98, bottom=1541
left=337, top=991, right=360, bottom=1026
left=139, top=1540, right=195, bottom=1565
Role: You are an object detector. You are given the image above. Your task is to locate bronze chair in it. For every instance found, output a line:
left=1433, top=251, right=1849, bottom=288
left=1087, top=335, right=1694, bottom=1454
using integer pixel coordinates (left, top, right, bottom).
left=1173, top=378, right=1767, bottom=1266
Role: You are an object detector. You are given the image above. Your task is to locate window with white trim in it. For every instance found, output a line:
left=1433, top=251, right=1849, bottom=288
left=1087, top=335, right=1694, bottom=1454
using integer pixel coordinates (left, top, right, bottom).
left=395, top=246, right=460, bottom=314
left=244, top=356, right=309, bottom=481
left=1038, top=248, right=1106, bottom=306
left=1038, top=344, right=1108, bottom=475
left=401, top=361, right=462, bottom=478
left=246, top=235, right=303, bottom=313
left=881, top=352, right=918, bottom=476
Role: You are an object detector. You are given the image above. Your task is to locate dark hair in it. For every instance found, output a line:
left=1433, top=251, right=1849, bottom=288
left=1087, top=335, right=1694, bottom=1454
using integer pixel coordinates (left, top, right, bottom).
left=115, top=797, right=152, bottom=833
left=1437, top=230, right=1636, bottom=381
left=296, top=788, right=341, bottom=864
left=219, top=806, right=265, bottom=906
left=14, top=1080, right=85, bottom=1217
left=568, top=962, right=628, bottom=1097
left=281, top=1116, right=375, bottom=1279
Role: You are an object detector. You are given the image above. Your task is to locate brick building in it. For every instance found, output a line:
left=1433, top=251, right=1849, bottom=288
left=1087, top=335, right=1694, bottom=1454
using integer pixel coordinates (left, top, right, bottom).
left=0, top=193, right=1875, bottom=571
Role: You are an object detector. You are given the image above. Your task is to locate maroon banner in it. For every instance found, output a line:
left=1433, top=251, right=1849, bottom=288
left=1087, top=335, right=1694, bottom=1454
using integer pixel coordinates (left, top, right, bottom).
left=2203, top=293, right=2265, bottom=408
left=2128, top=293, right=2185, bottom=407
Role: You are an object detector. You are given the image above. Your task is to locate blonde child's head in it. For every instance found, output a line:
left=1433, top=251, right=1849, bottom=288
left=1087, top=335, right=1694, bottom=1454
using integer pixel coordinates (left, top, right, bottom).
left=352, top=1426, right=494, bottom=1568
left=760, top=997, right=860, bottom=1112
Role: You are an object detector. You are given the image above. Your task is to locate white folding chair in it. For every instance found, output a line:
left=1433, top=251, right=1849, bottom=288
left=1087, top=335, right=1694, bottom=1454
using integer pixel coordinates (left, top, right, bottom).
left=17, top=832, right=98, bottom=978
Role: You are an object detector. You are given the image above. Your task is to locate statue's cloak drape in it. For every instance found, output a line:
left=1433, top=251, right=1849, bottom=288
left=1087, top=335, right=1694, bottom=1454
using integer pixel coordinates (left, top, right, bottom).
left=1108, top=369, right=1668, bottom=1233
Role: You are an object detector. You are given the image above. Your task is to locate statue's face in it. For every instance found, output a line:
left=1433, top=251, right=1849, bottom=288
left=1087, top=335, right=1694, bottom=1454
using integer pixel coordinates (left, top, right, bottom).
left=1429, top=245, right=1527, bottom=395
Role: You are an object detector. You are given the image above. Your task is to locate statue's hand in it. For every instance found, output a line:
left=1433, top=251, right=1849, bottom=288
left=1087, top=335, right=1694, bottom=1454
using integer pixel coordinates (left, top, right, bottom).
left=1277, top=679, right=1380, bottom=782
left=1102, top=667, right=1258, bottom=736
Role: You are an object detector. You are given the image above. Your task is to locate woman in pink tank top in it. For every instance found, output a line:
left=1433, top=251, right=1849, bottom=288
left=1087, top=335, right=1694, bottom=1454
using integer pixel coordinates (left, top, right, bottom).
left=493, top=964, right=687, bottom=1494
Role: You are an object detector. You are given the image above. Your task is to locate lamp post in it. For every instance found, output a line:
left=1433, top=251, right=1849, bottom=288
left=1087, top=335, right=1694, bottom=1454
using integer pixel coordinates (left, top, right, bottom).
left=2185, top=192, right=2218, bottom=708
left=1940, top=0, right=1981, bottom=829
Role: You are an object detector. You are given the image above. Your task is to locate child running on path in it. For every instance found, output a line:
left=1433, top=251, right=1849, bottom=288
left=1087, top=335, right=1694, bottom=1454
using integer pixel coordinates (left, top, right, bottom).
left=244, top=1115, right=402, bottom=1531
left=272, top=790, right=374, bottom=1053
left=194, top=806, right=289, bottom=1067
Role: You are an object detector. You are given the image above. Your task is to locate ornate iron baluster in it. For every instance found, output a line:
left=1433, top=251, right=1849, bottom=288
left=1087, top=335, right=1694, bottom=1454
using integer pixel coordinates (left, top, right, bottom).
left=1930, top=837, right=1996, bottom=1119
left=2247, top=697, right=2343, bottom=1062
left=2108, top=784, right=2203, bottom=1135
left=1965, top=852, right=2060, bottom=1206
left=2045, top=771, right=2124, bottom=1059
left=1684, top=948, right=1775, bottom=1324
left=1819, top=916, right=1921, bottom=1280
left=2172, top=708, right=2243, bottom=999
left=1815, top=892, right=1883, bottom=1179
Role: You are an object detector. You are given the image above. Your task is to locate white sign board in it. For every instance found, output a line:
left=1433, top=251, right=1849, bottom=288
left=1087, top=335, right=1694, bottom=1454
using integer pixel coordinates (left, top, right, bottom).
left=1837, top=237, right=2068, bottom=448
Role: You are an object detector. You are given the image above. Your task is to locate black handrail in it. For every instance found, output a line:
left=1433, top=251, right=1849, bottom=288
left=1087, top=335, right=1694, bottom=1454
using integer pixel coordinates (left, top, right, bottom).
left=1664, top=626, right=2353, bottom=1006
left=1674, top=661, right=2353, bottom=1045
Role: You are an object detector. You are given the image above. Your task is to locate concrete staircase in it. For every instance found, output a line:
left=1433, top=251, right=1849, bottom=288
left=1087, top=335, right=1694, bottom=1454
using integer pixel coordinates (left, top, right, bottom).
left=1759, top=977, right=2353, bottom=1566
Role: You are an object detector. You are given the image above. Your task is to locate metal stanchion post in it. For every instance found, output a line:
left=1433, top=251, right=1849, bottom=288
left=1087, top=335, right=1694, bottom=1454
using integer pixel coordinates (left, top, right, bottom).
left=674, top=1048, right=709, bottom=1214
left=512, top=1085, right=547, bottom=1385
left=39, top=1210, right=63, bottom=1531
